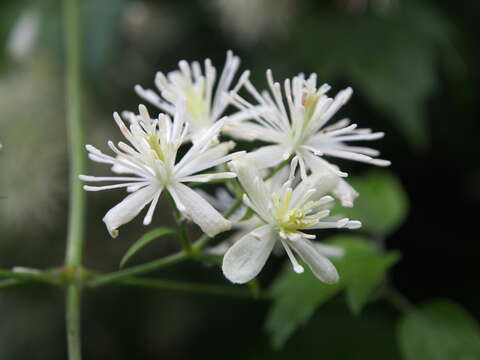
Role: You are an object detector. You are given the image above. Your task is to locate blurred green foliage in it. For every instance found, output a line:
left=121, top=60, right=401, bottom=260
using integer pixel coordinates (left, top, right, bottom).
left=398, top=300, right=480, bottom=360
left=266, top=236, right=400, bottom=348
left=288, top=1, right=455, bottom=148
left=335, top=170, right=409, bottom=237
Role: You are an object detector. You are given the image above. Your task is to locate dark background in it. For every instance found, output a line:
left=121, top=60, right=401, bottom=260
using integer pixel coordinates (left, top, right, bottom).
left=0, top=0, right=479, bottom=359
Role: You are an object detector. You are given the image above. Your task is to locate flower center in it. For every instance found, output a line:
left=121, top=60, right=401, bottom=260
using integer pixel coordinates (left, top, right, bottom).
left=182, top=83, right=209, bottom=127
left=147, top=134, right=166, bottom=162
left=302, top=91, right=320, bottom=125
left=290, top=90, right=320, bottom=150
left=272, top=187, right=318, bottom=236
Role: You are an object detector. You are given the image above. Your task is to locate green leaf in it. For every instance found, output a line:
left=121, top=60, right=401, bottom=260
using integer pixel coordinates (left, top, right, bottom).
left=327, top=236, right=400, bottom=315
left=120, top=227, right=176, bottom=268
left=266, top=236, right=400, bottom=348
left=335, top=170, right=408, bottom=236
left=265, top=261, right=343, bottom=349
left=288, top=1, right=455, bottom=149
left=398, top=300, right=480, bottom=360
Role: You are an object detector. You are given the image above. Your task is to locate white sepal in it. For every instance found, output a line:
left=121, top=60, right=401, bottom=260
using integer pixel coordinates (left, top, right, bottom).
left=102, top=184, right=162, bottom=238
left=332, top=178, right=359, bottom=208
left=168, top=182, right=231, bottom=237
left=289, top=237, right=339, bottom=284
left=222, top=225, right=276, bottom=284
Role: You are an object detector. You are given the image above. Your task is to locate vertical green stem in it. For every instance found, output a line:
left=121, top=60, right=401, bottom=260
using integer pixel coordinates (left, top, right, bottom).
left=66, top=284, right=82, bottom=360
left=166, top=192, right=191, bottom=252
left=63, top=0, right=85, bottom=359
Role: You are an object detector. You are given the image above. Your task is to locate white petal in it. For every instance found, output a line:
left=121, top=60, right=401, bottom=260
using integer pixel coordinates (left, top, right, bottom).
left=314, top=243, right=345, bottom=259
left=291, top=169, right=339, bottom=206
left=178, top=172, right=237, bottom=183
left=332, top=178, right=359, bottom=207
left=103, top=184, right=161, bottom=238
left=222, top=225, right=276, bottom=284
left=289, top=238, right=339, bottom=284
left=229, top=157, right=272, bottom=221
left=168, top=182, right=231, bottom=237
left=175, top=141, right=234, bottom=177
left=245, top=144, right=285, bottom=170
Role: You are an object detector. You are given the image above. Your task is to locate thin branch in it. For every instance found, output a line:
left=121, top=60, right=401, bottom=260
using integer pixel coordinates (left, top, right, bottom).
left=0, top=269, right=59, bottom=285
left=88, top=251, right=188, bottom=287
left=0, top=279, right=22, bottom=288
left=166, top=192, right=191, bottom=253
left=115, top=277, right=271, bottom=300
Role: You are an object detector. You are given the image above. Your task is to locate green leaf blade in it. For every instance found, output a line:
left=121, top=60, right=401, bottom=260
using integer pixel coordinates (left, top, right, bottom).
left=265, top=261, right=343, bottom=349
left=327, top=236, right=401, bottom=315
left=398, top=300, right=480, bottom=360
left=120, top=227, right=176, bottom=268
left=335, top=170, right=409, bottom=237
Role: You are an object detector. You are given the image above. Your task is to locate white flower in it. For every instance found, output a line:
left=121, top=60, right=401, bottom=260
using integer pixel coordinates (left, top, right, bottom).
left=222, top=157, right=360, bottom=284
left=134, top=50, right=250, bottom=143
left=226, top=70, right=390, bottom=206
left=80, top=103, right=244, bottom=238
left=199, top=174, right=347, bottom=259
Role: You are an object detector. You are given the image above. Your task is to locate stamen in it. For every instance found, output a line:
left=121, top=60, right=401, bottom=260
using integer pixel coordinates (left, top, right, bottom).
left=280, top=239, right=304, bottom=274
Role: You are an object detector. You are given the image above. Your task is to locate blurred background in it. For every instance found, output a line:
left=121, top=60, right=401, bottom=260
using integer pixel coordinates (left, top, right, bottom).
left=0, top=0, right=479, bottom=359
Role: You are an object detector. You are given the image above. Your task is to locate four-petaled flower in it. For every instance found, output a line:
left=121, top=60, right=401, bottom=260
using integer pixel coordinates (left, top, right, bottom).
left=135, top=50, right=250, bottom=143
left=226, top=70, right=390, bottom=206
left=222, top=157, right=360, bottom=284
left=80, top=103, right=244, bottom=238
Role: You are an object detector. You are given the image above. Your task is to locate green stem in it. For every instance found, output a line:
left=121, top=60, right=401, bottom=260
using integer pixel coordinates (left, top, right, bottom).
left=0, top=269, right=59, bottom=285
left=0, top=279, right=22, bottom=288
left=64, top=0, right=85, bottom=269
left=116, top=277, right=270, bottom=299
left=166, top=192, right=191, bottom=252
left=66, top=284, right=82, bottom=360
left=190, top=252, right=223, bottom=265
left=88, top=251, right=188, bottom=287
left=263, top=156, right=293, bottom=181
left=63, top=0, right=85, bottom=359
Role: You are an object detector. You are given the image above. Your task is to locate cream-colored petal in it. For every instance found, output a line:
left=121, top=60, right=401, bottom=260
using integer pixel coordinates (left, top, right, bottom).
left=222, top=224, right=276, bottom=284
left=177, top=172, right=237, bottom=183
left=103, top=184, right=161, bottom=238
left=314, top=243, right=345, bottom=259
left=290, top=170, right=339, bottom=207
left=175, top=141, right=234, bottom=177
left=168, top=182, right=231, bottom=237
left=229, top=157, right=272, bottom=221
left=332, top=178, right=359, bottom=207
left=289, top=238, right=339, bottom=284
left=245, top=144, right=285, bottom=170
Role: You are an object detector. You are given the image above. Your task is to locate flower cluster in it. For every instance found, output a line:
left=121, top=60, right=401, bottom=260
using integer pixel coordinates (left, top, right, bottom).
left=81, top=51, right=389, bottom=284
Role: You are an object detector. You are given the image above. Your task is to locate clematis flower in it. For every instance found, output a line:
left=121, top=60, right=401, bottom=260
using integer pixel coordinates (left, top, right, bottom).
left=134, top=50, right=250, bottom=143
left=198, top=175, right=346, bottom=259
left=222, top=157, right=360, bottom=284
left=226, top=70, right=390, bottom=206
left=80, top=103, right=244, bottom=238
